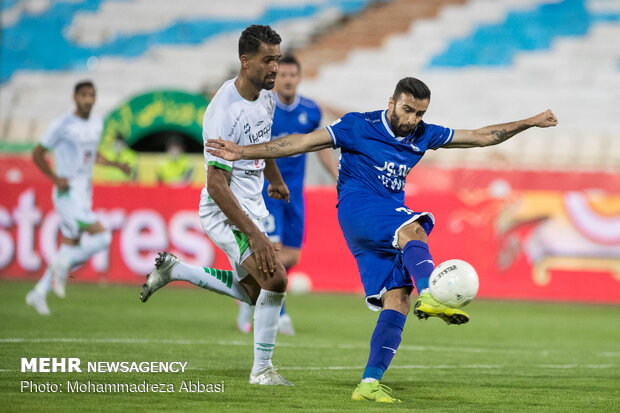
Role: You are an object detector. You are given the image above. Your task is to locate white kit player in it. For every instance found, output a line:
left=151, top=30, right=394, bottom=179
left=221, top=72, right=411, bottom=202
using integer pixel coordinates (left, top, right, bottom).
left=140, top=25, right=293, bottom=386
left=26, top=81, right=131, bottom=315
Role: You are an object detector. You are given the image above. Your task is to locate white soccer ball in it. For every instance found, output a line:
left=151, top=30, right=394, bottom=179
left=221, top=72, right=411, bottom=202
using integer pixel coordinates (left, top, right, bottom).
left=288, top=272, right=312, bottom=294
left=429, top=259, right=479, bottom=308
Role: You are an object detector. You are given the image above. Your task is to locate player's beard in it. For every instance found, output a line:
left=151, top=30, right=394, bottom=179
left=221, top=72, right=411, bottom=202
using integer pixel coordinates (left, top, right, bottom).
left=389, top=110, right=414, bottom=137
left=76, top=104, right=92, bottom=119
left=250, top=75, right=275, bottom=91
left=262, top=76, right=276, bottom=90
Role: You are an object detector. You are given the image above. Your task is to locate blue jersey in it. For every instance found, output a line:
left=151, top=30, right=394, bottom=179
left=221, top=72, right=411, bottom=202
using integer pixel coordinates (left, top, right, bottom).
left=270, top=94, right=321, bottom=190
left=326, top=109, right=453, bottom=310
left=261, top=94, right=321, bottom=248
left=326, top=110, right=453, bottom=203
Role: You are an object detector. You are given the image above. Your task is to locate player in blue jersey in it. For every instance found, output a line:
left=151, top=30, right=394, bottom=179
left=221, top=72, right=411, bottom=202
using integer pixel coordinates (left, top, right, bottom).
left=207, top=77, right=558, bottom=402
left=236, top=55, right=339, bottom=335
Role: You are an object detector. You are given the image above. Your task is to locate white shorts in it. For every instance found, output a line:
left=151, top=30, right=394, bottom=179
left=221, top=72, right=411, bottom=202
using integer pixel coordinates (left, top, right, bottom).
left=199, top=205, right=266, bottom=281
left=53, top=189, right=98, bottom=239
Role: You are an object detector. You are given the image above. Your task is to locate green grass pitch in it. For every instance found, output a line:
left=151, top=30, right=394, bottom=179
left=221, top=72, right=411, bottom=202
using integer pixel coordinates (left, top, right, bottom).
left=1, top=280, right=619, bottom=412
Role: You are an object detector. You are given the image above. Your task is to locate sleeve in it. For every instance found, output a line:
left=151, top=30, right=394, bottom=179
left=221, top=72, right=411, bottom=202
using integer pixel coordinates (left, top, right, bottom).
left=203, top=108, right=239, bottom=172
left=425, top=122, right=454, bottom=150
left=40, top=118, right=63, bottom=149
left=325, top=112, right=358, bottom=151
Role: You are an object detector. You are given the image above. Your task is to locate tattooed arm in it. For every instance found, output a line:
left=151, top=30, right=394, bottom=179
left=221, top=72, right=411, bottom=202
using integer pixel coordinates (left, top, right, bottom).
left=206, top=128, right=334, bottom=161
left=444, top=109, right=558, bottom=149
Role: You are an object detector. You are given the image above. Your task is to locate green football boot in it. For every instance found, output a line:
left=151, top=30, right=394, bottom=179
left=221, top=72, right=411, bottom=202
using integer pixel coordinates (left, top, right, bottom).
left=414, top=292, right=470, bottom=325
left=351, top=381, right=401, bottom=403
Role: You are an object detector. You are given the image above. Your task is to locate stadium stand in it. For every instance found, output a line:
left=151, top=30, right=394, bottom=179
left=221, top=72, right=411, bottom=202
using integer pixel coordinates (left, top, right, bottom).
left=297, top=0, right=620, bottom=170
left=1, top=0, right=619, bottom=172
left=0, top=0, right=382, bottom=144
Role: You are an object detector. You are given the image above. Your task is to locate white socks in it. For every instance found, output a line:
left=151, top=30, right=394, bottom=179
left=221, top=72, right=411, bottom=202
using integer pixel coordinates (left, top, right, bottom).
left=34, top=267, right=52, bottom=296
left=32, top=233, right=111, bottom=297
left=53, top=243, right=79, bottom=270
left=251, top=289, right=285, bottom=375
left=51, top=232, right=111, bottom=270
left=170, top=262, right=251, bottom=304
left=69, top=232, right=111, bottom=266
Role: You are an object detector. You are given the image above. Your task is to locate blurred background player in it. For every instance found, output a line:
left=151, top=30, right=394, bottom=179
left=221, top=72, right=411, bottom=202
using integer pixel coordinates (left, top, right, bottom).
left=236, top=55, right=339, bottom=335
left=156, top=135, right=194, bottom=185
left=140, top=25, right=293, bottom=386
left=26, top=81, right=131, bottom=315
left=206, top=76, right=558, bottom=402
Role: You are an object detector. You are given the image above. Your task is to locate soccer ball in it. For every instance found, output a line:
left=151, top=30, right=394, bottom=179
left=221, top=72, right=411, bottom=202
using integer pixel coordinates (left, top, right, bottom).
left=288, top=272, right=312, bottom=294
left=429, top=259, right=479, bottom=308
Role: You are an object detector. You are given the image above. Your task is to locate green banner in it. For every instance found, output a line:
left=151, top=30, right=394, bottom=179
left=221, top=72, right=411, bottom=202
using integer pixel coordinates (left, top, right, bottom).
left=102, top=90, right=209, bottom=147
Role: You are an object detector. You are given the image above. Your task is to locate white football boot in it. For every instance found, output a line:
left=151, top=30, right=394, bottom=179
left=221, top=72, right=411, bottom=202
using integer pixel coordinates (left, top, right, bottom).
left=140, top=252, right=178, bottom=302
left=26, top=290, right=50, bottom=315
left=249, top=366, right=293, bottom=386
left=278, top=313, right=295, bottom=336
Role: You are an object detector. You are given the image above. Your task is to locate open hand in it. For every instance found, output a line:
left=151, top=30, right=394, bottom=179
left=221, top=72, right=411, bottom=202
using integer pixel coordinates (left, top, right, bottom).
left=205, top=137, right=242, bottom=161
left=249, top=232, right=278, bottom=274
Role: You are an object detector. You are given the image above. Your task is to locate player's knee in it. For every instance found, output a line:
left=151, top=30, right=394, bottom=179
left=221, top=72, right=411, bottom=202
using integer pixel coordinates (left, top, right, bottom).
left=397, top=221, right=428, bottom=249
left=395, top=294, right=411, bottom=314
left=269, top=272, right=288, bottom=293
left=278, top=247, right=300, bottom=270
left=382, top=288, right=411, bottom=315
left=284, top=257, right=300, bottom=269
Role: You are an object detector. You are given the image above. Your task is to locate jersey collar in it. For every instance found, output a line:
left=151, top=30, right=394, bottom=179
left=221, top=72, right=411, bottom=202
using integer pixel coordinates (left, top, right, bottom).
left=381, top=110, right=407, bottom=141
left=231, top=77, right=261, bottom=105
left=381, top=110, right=420, bottom=142
left=275, top=93, right=300, bottom=112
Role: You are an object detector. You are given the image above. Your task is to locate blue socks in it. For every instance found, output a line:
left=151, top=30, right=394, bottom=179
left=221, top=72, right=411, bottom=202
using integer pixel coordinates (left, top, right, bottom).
left=362, top=309, right=407, bottom=381
left=403, top=240, right=434, bottom=292
left=360, top=241, right=433, bottom=381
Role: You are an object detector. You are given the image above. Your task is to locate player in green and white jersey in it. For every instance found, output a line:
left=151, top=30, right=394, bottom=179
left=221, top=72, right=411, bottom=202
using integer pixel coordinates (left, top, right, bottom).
left=140, top=25, right=292, bottom=386
left=26, top=81, right=131, bottom=315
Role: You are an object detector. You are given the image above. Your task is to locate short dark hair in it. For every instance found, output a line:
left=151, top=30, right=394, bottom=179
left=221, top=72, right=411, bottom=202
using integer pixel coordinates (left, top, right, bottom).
left=392, top=77, right=430, bottom=101
left=238, top=25, right=282, bottom=57
left=74, top=80, right=95, bottom=94
left=279, top=54, right=301, bottom=72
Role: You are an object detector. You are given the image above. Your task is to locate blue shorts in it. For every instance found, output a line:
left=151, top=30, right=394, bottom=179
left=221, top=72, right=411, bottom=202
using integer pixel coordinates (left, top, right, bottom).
left=337, top=191, right=434, bottom=311
left=262, top=184, right=305, bottom=249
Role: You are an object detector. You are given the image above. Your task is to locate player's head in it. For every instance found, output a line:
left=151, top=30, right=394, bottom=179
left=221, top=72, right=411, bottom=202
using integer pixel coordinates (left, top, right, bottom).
left=73, top=80, right=96, bottom=118
left=387, top=77, right=431, bottom=137
left=238, top=25, right=282, bottom=90
left=275, top=55, right=301, bottom=100
left=166, top=135, right=185, bottom=160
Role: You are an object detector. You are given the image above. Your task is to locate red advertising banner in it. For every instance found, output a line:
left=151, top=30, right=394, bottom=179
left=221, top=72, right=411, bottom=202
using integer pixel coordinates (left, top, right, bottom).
left=1, top=162, right=619, bottom=303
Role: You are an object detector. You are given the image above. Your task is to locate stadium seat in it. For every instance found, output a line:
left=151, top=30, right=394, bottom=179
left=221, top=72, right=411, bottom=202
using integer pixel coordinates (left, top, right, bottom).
left=0, top=0, right=378, bottom=144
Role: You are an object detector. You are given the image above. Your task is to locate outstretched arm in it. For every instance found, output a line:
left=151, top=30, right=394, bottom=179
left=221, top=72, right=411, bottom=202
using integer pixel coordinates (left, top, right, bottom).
left=96, top=152, right=132, bottom=176
left=444, top=109, right=558, bottom=149
left=206, top=128, right=333, bottom=161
